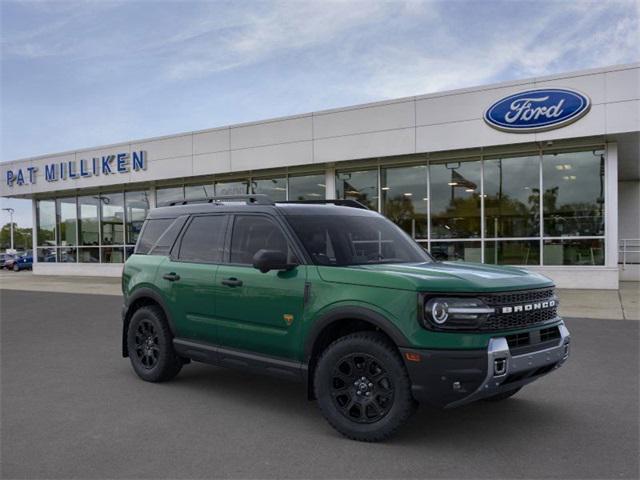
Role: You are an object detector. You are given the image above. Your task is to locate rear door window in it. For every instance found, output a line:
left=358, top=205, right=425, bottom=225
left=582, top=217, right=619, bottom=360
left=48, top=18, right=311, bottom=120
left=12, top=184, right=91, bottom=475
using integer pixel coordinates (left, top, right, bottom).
left=135, top=218, right=174, bottom=254
left=178, top=215, right=227, bottom=263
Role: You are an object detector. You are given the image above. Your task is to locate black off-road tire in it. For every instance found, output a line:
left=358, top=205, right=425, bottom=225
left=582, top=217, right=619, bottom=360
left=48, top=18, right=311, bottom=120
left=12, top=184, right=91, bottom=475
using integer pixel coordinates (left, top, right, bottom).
left=314, top=331, right=416, bottom=442
left=483, top=386, right=522, bottom=402
left=127, top=305, right=183, bottom=382
left=12, top=263, right=19, bottom=272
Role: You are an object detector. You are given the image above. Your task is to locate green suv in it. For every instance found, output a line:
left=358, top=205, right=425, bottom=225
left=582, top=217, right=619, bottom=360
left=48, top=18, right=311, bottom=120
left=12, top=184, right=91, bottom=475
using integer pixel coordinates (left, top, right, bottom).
left=122, top=195, right=570, bottom=441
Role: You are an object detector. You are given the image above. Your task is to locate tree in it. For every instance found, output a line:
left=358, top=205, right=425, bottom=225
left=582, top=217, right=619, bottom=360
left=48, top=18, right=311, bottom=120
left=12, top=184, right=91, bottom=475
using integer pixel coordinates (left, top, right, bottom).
left=0, top=223, right=32, bottom=251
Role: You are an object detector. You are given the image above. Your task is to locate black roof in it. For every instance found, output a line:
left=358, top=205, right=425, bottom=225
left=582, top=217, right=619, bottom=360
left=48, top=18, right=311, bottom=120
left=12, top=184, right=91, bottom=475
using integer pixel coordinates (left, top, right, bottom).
left=148, top=195, right=378, bottom=219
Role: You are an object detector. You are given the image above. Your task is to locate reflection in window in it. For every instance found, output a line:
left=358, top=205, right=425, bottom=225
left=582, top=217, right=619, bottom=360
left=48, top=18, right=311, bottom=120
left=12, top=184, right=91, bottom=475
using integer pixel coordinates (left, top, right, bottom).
left=37, top=200, right=56, bottom=246
left=543, top=239, right=604, bottom=265
left=252, top=177, right=287, bottom=201
left=56, top=198, right=77, bottom=246
left=78, top=196, right=99, bottom=246
left=430, top=160, right=481, bottom=239
left=125, top=190, right=150, bottom=245
left=101, top=193, right=124, bottom=245
left=430, top=241, right=481, bottom=262
left=37, top=246, right=57, bottom=262
left=543, top=150, right=605, bottom=237
left=336, top=170, right=378, bottom=210
left=78, top=247, right=100, bottom=263
left=382, top=165, right=428, bottom=239
left=185, top=183, right=214, bottom=201
left=485, top=240, right=540, bottom=265
left=484, top=156, right=540, bottom=238
left=215, top=180, right=249, bottom=196
left=156, top=186, right=184, bottom=206
left=288, top=173, right=325, bottom=200
left=59, top=246, right=77, bottom=263
left=101, top=247, right=124, bottom=263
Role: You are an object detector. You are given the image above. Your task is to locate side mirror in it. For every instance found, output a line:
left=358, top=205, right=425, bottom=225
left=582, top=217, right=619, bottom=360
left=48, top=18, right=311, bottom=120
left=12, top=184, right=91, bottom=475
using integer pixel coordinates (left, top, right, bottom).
left=252, top=249, right=297, bottom=273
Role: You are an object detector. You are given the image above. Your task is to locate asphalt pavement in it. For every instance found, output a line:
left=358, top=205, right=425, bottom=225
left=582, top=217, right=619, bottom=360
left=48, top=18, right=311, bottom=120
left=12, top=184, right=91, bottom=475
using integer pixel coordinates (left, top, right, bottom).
left=1, top=289, right=638, bottom=479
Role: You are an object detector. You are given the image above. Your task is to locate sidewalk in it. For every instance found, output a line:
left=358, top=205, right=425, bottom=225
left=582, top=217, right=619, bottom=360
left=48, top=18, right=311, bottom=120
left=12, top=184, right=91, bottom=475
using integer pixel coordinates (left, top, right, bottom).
left=1, top=271, right=638, bottom=320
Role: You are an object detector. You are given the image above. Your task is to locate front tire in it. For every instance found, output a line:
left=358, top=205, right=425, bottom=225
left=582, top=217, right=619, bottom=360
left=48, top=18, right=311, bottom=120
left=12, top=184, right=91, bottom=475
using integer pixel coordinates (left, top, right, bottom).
left=314, top=332, right=416, bottom=442
left=13, top=264, right=19, bottom=272
left=127, top=305, right=183, bottom=382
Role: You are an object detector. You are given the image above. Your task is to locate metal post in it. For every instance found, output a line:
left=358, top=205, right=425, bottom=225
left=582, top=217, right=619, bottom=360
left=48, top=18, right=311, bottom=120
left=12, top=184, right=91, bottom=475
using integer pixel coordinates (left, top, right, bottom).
left=2, top=207, right=15, bottom=251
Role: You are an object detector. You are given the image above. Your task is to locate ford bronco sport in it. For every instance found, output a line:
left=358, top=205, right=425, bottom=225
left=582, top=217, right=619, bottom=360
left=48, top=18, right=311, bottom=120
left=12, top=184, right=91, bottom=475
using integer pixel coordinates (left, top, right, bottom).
left=121, top=194, right=570, bottom=441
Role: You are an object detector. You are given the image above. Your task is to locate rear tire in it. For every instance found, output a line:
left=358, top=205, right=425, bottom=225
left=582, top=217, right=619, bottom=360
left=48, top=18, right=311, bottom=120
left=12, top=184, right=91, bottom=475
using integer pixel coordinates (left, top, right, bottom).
left=314, top=332, right=416, bottom=442
left=127, top=305, right=183, bottom=382
left=483, top=387, right=522, bottom=401
left=12, top=264, right=19, bottom=272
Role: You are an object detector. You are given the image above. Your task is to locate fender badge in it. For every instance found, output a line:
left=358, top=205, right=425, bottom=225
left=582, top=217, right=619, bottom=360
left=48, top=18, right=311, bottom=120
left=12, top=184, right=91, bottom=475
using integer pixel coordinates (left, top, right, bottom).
left=283, top=314, right=294, bottom=326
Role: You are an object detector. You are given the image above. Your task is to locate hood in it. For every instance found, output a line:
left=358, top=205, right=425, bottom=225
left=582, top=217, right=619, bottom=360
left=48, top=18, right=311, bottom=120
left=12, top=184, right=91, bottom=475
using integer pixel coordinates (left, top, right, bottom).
left=316, top=261, right=553, bottom=293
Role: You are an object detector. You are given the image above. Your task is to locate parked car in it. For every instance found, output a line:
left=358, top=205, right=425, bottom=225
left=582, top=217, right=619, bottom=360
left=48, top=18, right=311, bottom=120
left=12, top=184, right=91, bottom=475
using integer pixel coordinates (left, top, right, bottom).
left=2, top=253, right=17, bottom=270
left=121, top=195, right=570, bottom=442
left=12, top=252, right=33, bottom=271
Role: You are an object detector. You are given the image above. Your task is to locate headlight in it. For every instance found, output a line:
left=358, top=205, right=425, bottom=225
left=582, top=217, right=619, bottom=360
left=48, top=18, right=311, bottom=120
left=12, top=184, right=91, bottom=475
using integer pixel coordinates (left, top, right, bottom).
left=423, top=297, right=494, bottom=330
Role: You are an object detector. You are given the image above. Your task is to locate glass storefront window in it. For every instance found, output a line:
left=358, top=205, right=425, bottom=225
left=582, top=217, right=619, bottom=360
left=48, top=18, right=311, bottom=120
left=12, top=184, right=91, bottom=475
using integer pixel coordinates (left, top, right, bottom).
left=484, top=155, right=540, bottom=238
left=125, top=190, right=150, bottom=245
left=56, top=198, right=77, bottom=246
left=484, top=240, right=540, bottom=265
left=430, top=241, right=482, bottom=262
left=252, top=177, right=287, bottom=201
left=382, top=165, right=428, bottom=239
left=542, top=150, right=605, bottom=237
left=288, top=173, right=325, bottom=200
left=156, top=186, right=184, bottom=206
left=430, top=160, right=481, bottom=239
left=36, top=246, right=57, bottom=263
left=78, top=196, right=100, bottom=246
left=59, top=246, right=77, bottom=263
left=185, top=183, right=214, bottom=201
left=336, top=170, right=378, bottom=210
left=215, top=180, right=249, bottom=196
left=78, top=247, right=100, bottom=263
left=36, top=200, right=56, bottom=246
left=543, top=238, right=604, bottom=265
left=100, top=193, right=124, bottom=245
left=101, top=247, right=125, bottom=263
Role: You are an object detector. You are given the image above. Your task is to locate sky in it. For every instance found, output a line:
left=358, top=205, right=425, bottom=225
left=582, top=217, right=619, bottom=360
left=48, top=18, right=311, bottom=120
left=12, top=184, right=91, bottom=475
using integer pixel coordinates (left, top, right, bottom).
left=1, top=0, right=639, bottom=228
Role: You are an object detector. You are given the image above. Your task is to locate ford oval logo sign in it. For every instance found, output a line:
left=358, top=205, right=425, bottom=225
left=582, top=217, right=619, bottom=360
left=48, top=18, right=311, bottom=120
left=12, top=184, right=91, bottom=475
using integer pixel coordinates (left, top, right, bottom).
left=484, top=88, right=591, bottom=133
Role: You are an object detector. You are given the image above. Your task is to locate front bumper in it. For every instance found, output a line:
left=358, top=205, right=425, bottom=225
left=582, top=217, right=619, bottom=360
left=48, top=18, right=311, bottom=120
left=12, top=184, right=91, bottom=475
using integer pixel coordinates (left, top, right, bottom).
left=400, top=322, right=571, bottom=408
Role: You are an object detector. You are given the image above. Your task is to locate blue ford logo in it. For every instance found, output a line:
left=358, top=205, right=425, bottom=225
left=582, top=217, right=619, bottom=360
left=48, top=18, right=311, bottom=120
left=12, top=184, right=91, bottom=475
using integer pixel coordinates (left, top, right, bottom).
left=484, top=88, right=591, bottom=133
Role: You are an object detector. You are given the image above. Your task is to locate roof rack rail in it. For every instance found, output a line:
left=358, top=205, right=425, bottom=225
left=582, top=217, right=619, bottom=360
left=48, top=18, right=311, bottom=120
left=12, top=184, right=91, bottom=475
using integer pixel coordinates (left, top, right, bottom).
left=168, top=194, right=274, bottom=207
left=279, top=199, right=369, bottom=210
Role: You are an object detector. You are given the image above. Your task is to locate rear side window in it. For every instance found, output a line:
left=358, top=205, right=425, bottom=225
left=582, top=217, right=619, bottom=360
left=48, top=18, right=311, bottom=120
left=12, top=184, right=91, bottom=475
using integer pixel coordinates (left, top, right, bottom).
left=230, top=215, right=296, bottom=264
left=178, top=215, right=227, bottom=263
left=135, top=218, right=174, bottom=254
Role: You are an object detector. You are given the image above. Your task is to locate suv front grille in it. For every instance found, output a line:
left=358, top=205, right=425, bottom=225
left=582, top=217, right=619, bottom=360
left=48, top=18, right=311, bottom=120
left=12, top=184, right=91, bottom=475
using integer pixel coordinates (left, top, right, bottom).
left=479, top=288, right=558, bottom=331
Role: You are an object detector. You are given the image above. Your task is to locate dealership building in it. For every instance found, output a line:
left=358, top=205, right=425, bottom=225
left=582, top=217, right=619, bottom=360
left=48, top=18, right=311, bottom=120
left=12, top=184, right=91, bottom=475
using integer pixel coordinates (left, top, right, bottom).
left=1, top=63, right=638, bottom=289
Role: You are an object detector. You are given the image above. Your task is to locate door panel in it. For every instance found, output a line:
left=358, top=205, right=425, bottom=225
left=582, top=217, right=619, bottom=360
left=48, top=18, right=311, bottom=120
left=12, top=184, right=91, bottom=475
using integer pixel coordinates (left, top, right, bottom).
left=160, top=214, right=227, bottom=344
left=214, top=214, right=307, bottom=360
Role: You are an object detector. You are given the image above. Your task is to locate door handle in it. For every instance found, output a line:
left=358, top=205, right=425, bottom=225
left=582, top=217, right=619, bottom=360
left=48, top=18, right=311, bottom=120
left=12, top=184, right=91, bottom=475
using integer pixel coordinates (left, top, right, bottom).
left=163, top=272, right=181, bottom=282
left=221, top=277, right=243, bottom=287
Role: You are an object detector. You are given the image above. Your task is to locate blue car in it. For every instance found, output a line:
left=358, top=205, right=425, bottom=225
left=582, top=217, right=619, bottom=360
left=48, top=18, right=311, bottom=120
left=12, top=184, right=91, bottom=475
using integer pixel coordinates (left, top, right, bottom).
left=13, top=253, right=33, bottom=271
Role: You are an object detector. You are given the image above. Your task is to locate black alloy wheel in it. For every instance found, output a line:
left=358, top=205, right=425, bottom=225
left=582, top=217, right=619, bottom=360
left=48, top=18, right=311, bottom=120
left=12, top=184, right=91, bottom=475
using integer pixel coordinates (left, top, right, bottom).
left=314, top=331, right=416, bottom=442
left=127, top=305, right=183, bottom=382
left=331, top=353, right=394, bottom=423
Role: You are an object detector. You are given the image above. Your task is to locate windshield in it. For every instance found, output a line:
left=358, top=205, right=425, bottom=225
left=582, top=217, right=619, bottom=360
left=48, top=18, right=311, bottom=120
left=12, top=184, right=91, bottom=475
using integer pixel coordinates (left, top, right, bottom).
left=286, top=214, right=433, bottom=266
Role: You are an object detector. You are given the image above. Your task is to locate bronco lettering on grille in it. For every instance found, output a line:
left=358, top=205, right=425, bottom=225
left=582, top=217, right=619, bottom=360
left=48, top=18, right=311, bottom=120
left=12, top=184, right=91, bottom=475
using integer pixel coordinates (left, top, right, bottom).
left=500, top=300, right=556, bottom=314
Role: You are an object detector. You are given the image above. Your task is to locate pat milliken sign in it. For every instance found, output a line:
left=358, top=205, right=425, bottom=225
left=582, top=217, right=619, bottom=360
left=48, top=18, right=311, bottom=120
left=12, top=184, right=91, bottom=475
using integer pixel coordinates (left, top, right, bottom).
left=484, top=88, right=591, bottom=133
left=5, top=151, right=147, bottom=187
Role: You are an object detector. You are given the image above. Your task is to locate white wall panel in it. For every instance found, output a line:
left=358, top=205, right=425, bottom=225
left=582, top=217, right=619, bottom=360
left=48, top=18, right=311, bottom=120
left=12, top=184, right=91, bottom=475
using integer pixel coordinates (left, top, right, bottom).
left=606, top=68, right=640, bottom=103
left=193, top=128, right=230, bottom=155
left=130, top=134, right=192, bottom=161
left=606, top=100, right=640, bottom=134
left=230, top=116, right=312, bottom=150
left=193, top=151, right=232, bottom=175
left=230, top=141, right=312, bottom=171
left=535, top=104, right=606, bottom=142
left=133, top=156, right=193, bottom=182
left=314, top=128, right=415, bottom=163
left=314, top=101, right=414, bottom=139
left=534, top=72, right=606, bottom=105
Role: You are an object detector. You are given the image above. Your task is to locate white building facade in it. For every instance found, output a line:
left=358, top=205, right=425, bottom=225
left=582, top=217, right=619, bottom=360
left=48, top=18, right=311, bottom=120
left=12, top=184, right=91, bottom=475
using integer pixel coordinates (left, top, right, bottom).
left=1, top=63, right=639, bottom=289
